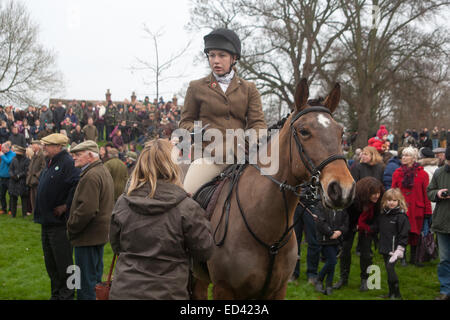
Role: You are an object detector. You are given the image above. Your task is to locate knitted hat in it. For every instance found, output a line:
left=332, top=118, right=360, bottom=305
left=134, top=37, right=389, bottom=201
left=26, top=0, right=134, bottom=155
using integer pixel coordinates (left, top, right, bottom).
left=376, top=125, right=388, bottom=139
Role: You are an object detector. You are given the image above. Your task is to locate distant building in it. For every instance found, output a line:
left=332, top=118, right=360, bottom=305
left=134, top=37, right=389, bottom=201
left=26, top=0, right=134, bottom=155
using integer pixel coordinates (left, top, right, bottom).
left=49, top=90, right=140, bottom=107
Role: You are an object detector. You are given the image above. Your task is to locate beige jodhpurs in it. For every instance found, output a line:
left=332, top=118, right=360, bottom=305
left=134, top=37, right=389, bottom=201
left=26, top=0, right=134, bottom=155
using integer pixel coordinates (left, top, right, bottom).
left=183, top=158, right=229, bottom=195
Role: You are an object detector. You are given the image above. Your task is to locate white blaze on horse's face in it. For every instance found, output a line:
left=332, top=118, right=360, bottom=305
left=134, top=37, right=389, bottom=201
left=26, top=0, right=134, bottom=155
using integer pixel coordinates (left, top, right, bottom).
left=317, top=114, right=331, bottom=128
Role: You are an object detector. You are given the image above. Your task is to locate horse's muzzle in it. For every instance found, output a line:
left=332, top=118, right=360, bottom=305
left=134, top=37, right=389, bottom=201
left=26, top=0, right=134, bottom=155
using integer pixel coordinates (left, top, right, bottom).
left=324, top=180, right=355, bottom=209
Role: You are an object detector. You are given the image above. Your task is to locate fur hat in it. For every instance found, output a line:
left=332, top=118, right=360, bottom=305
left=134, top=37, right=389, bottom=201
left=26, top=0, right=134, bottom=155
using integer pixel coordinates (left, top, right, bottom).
left=419, top=147, right=434, bottom=159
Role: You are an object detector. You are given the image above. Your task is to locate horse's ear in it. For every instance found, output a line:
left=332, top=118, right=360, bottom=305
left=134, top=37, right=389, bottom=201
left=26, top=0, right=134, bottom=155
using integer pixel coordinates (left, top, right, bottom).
left=294, top=78, right=309, bottom=112
left=323, top=83, right=341, bottom=113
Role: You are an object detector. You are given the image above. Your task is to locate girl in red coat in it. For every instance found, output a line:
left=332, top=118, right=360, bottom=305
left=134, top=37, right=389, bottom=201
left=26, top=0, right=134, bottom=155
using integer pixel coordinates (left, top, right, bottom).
left=391, top=146, right=432, bottom=267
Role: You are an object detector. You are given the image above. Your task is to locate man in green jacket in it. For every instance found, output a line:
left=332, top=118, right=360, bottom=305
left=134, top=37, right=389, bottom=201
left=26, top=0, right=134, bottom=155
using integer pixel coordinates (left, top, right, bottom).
left=68, top=140, right=114, bottom=300
left=427, top=146, right=450, bottom=300
left=104, top=148, right=128, bottom=203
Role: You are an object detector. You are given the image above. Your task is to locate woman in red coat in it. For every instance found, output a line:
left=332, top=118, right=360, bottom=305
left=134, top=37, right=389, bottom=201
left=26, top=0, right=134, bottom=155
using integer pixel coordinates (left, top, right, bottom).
left=391, top=146, right=432, bottom=267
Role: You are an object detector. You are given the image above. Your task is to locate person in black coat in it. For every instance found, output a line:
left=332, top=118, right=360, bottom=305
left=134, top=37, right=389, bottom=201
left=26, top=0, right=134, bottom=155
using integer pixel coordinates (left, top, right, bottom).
left=333, top=177, right=384, bottom=291
left=350, top=146, right=385, bottom=183
left=0, top=121, right=10, bottom=144
left=8, top=145, right=30, bottom=217
left=70, top=125, right=85, bottom=144
left=377, top=188, right=410, bottom=299
left=53, top=102, right=67, bottom=133
left=419, top=132, right=433, bottom=150
left=314, top=203, right=348, bottom=295
left=34, top=133, right=80, bottom=300
left=8, top=126, right=27, bottom=148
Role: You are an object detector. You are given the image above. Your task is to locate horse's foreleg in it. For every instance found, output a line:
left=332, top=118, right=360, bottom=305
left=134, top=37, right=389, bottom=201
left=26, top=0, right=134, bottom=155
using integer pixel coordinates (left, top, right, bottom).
left=191, top=277, right=209, bottom=300
left=266, top=282, right=288, bottom=300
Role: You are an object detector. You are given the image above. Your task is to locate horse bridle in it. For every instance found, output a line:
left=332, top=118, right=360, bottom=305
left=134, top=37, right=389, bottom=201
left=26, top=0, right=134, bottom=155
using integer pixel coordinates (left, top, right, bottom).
left=253, top=106, right=347, bottom=199
left=289, top=106, right=347, bottom=195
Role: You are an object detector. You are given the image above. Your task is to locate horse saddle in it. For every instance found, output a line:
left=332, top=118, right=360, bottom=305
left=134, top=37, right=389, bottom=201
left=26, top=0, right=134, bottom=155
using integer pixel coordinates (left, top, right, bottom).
left=192, top=164, right=240, bottom=220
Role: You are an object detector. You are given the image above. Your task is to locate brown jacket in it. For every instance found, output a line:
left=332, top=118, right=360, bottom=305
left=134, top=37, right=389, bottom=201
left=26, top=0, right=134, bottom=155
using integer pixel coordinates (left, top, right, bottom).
left=26, top=150, right=45, bottom=187
left=82, top=124, right=98, bottom=142
left=180, top=70, right=267, bottom=160
left=109, top=181, right=213, bottom=300
left=67, top=160, right=114, bottom=247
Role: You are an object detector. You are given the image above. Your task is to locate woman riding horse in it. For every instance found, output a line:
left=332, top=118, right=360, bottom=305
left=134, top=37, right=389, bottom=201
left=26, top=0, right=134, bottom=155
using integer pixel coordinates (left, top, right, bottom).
left=180, top=28, right=267, bottom=194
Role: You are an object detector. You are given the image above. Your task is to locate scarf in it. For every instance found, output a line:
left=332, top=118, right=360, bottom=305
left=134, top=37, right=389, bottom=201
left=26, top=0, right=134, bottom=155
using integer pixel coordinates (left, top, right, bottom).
left=213, top=69, right=235, bottom=92
left=400, top=162, right=419, bottom=189
left=358, top=202, right=375, bottom=234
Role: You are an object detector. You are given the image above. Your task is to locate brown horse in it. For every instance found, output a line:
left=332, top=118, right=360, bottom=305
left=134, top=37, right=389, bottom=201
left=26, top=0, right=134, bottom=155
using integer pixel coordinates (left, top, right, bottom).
left=192, top=79, right=355, bottom=300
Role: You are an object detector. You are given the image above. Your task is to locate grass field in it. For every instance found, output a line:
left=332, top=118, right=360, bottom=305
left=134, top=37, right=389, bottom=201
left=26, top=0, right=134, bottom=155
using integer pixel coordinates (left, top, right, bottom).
left=0, top=212, right=441, bottom=300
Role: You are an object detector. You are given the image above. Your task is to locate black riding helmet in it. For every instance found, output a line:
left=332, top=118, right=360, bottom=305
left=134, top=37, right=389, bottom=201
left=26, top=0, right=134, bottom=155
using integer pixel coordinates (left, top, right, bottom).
left=204, top=28, right=241, bottom=60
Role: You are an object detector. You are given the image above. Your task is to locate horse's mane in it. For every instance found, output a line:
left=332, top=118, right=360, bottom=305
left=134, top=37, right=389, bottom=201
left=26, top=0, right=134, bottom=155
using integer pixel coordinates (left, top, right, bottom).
left=267, top=97, right=326, bottom=134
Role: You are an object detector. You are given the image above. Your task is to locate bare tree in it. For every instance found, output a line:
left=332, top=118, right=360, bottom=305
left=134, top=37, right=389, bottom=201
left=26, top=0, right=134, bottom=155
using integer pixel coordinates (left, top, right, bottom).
left=0, top=1, right=64, bottom=105
left=132, top=25, right=191, bottom=100
left=324, top=0, right=450, bottom=147
left=187, top=0, right=352, bottom=121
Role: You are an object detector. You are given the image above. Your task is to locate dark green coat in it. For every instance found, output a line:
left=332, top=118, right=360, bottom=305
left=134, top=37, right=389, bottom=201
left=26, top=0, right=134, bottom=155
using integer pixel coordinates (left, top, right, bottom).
left=104, top=106, right=118, bottom=126
left=67, top=160, right=114, bottom=247
left=104, top=157, right=128, bottom=202
left=427, top=165, right=450, bottom=234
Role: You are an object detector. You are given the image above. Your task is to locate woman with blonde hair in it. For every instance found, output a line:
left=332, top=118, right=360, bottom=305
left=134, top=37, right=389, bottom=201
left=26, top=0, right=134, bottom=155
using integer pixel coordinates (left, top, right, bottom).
left=350, top=146, right=384, bottom=183
left=392, top=146, right=432, bottom=267
left=109, top=139, right=213, bottom=300
left=377, top=188, right=410, bottom=299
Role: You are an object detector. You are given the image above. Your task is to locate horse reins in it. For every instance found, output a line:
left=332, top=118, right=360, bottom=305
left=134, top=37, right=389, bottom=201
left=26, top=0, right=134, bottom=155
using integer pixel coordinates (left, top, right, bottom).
left=236, top=106, right=346, bottom=298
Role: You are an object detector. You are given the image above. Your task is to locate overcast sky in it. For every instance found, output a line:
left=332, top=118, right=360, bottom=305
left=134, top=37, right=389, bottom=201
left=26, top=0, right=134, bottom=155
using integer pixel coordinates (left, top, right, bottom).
left=26, top=0, right=208, bottom=104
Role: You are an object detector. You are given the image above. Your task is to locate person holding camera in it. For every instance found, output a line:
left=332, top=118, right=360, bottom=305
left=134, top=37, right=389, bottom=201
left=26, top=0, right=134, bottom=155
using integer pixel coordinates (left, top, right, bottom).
left=427, top=146, right=450, bottom=300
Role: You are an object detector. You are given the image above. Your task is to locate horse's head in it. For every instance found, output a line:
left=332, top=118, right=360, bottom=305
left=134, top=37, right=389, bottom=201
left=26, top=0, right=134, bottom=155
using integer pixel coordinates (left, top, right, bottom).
left=288, top=79, right=355, bottom=209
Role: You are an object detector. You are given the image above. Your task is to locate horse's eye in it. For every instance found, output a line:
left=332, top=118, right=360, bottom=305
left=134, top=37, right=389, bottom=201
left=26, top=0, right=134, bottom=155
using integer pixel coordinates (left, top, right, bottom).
left=299, top=129, right=310, bottom=137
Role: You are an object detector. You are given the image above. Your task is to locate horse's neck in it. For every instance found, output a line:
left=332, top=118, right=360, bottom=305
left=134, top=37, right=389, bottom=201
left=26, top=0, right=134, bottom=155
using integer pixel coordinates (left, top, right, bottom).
left=258, top=125, right=302, bottom=188
left=250, top=128, right=302, bottom=220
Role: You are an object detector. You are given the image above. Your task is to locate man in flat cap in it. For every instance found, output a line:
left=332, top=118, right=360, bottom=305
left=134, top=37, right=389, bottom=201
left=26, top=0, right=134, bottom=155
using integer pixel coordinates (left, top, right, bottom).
left=34, top=133, right=80, bottom=300
left=125, top=151, right=137, bottom=175
left=67, top=140, right=114, bottom=300
left=434, top=147, right=447, bottom=168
